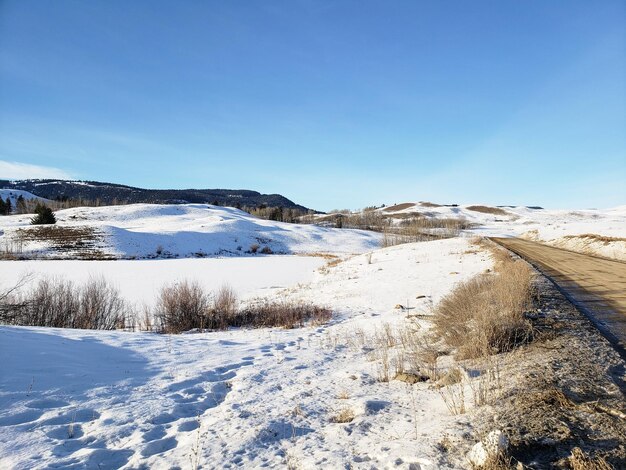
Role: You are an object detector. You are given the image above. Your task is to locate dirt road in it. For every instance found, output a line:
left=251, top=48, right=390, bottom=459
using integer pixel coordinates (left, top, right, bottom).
left=490, top=237, right=626, bottom=353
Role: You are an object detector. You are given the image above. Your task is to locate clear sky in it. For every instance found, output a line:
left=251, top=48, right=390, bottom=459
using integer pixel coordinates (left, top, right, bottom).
left=1, top=1, right=624, bottom=211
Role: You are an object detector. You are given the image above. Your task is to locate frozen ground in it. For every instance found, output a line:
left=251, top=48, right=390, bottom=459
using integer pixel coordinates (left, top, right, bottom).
left=0, top=238, right=491, bottom=469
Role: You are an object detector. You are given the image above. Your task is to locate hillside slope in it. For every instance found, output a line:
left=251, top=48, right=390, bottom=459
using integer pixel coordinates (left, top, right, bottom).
left=348, top=202, right=626, bottom=260
left=0, top=179, right=309, bottom=210
left=0, top=203, right=381, bottom=259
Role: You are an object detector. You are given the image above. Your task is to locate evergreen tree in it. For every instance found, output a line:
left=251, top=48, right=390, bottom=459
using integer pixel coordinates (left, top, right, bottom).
left=5, top=198, right=12, bottom=215
left=16, top=195, right=27, bottom=214
left=31, top=204, right=56, bottom=225
left=0, top=198, right=6, bottom=215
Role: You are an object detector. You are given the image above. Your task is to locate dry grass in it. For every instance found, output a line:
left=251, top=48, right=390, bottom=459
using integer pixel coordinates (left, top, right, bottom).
left=318, top=256, right=344, bottom=274
left=466, top=205, right=509, bottom=216
left=419, top=201, right=442, bottom=208
left=329, top=407, right=355, bottom=423
left=234, top=299, right=332, bottom=329
left=569, top=447, right=613, bottom=470
left=11, top=225, right=113, bottom=259
left=563, top=233, right=626, bottom=243
left=16, top=225, right=99, bottom=247
left=432, top=259, right=534, bottom=359
left=383, top=203, right=416, bottom=212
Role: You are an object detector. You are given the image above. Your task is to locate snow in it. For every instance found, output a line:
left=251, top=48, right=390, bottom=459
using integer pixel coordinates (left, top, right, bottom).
left=377, top=203, right=626, bottom=260
left=0, top=256, right=325, bottom=307
left=0, top=198, right=623, bottom=468
left=0, top=203, right=381, bottom=259
left=0, top=237, right=491, bottom=469
left=0, top=189, right=49, bottom=206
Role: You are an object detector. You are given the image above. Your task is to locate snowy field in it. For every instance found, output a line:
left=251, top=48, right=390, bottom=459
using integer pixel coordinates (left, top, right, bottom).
left=0, top=256, right=325, bottom=307
left=376, top=202, right=626, bottom=260
left=0, top=238, right=490, bottom=469
left=0, top=202, right=381, bottom=259
left=1, top=195, right=624, bottom=469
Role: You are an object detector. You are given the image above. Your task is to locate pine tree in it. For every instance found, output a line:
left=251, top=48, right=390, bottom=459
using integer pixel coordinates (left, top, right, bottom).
left=31, top=203, right=56, bottom=225
left=0, top=198, right=6, bottom=215
left=16, top=195, right=27, bottom=214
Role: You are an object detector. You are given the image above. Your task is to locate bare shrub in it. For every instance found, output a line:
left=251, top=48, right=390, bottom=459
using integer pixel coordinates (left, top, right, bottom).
left=5, top=276, right=126, bottom=330
left=76, top=277, right=126, bottom=330
left=209, top=284, right=238, bottom=329
left=249, top=244, right=260, bottom=254
left=432, top=260, right=534, bottom=359
left=260, top=246, right=273, bottom=254
left=0, top=274, right=34, bottom=323
left=234, top=299, right=331, bottom=329
left=381, top=217, right=470, bottom=247
left=156, top=280, right=210, bottom=333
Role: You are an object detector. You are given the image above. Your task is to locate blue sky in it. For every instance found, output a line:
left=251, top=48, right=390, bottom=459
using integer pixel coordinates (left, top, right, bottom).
left=1, top=1, right=624, bottom=210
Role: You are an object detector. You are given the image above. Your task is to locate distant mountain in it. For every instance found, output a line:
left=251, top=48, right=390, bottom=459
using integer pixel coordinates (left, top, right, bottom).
left=0, top=179, right=310, bottom=211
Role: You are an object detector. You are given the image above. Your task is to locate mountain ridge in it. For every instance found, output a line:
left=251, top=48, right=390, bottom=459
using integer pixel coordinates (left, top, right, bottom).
left=0, top=179, right=310, bottom=211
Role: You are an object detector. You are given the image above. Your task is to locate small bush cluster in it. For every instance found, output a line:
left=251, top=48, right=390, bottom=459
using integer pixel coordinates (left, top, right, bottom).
left=1, top=276, right=331, bottom=333
left=2, top=277, right=126, bottom=329
left=382, top=216, right=470, bottom=247
left=154, top=281, right=331, bottom=333
left=156, top=280, right=211, bottom=333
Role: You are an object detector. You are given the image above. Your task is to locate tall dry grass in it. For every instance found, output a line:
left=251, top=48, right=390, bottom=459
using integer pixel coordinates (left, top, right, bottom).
left=432, top=259, right=534, bottom=359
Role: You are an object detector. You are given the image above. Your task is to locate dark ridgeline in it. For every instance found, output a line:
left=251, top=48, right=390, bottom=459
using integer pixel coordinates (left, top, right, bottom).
left=0, top=179, right=309, bottom=211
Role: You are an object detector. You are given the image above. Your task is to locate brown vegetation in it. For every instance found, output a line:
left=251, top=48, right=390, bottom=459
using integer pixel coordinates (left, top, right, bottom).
left=466, top=205, right=510, bottom=216
left=2, top=276, right=127, bottom=330
left=156, top=280, right=211, bottom=333
left=382, top=216, right=470, bottom=247
left=155, top=281, right=331, bottom=333
left=233, top=299, right=332, bottom=329
left=383, top=203, right=416, bottom=212
left=432, top=258, right=534, bottom=359
left=563, top=233, right=626, bottom=243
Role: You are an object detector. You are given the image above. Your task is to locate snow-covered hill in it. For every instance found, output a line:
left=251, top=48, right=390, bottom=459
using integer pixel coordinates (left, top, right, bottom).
left=0, top=203, right=381, bottom=259
left=348, top=202, right=626, bottom=260
left=0, top=188, right=48, bottom=206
